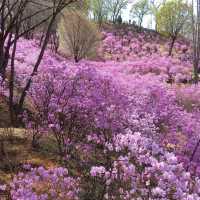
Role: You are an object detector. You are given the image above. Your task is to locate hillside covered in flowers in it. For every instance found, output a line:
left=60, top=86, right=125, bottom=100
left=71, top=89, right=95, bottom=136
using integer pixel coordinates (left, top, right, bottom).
left=1, top=2, right=200, bottom=199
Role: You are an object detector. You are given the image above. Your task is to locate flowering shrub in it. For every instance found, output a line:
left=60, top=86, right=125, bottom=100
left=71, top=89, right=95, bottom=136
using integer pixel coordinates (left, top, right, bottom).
left=10, top=166, right=80, bottom=200
left=99, top=30, right=192, bottom=82
left=25, top=65, right=130, bottom=162
left=8, top=132, right=200, bottom=200
left=175, top=84, right=200, bottom=111
left=16, top=51, right=200, bottom=171
left=2, top=27, right=200, bottom=200
left=20, top=60, right=200, bottom=176
left=100, top=30, right=192, bottom=62
left=90, top=131, right=200, bottom=200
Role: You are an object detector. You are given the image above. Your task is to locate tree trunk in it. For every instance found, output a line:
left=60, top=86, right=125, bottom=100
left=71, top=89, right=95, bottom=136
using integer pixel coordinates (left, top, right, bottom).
left=17, top=14, right=57, bottom=116
left=0, top=33, right=12, bottom=81
left=192, top=0, right=200, bottom=84
left=32, top=133, right=40, bottom=148
left=0, top=139, right=5, bottom=157
left=74, top=55, right=79, bottom=63
left=0, top=50, right=9, bottom=81
left=193, top=60, right=199, bottom=84
left=168, top=36, right=176, bottom=56
left=9, top=30, right=18, bottom=126
left=187, top=139, right=200, bottom=171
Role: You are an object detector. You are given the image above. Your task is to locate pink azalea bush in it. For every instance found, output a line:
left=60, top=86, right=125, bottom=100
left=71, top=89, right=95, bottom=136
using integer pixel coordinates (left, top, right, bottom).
left=100, top=30, right=192, bottom=61
left=90, top=131, right=200, bottom=200
left=21, top=61, right=200, bottom=174
left=1, top=27, right=200, bottom=199
left=8, top=131, right=200, bottom=200
left=10, top=167, right=80, bottom=200
left=99, top=30, right=192, bottom=82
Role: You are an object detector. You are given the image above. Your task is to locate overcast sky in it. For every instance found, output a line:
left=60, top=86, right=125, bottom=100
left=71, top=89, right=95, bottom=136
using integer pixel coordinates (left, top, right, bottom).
left=122, top=0, right=193, bottom=29
left=121, top=3, right=155, bottom=29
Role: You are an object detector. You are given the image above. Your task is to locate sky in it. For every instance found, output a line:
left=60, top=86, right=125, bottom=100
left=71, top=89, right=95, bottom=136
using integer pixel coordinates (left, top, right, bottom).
left=122, top=3, right=155, bottom=29
left=122, top=0, right=193, bottom=29
left=122, top=4, right=154, bottom=28
left=122, top=3, right=132, bottom=22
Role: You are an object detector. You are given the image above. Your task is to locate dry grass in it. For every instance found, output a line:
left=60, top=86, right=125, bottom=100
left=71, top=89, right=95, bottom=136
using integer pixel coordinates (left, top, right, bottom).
left=0, top=128, right=59, bottom=184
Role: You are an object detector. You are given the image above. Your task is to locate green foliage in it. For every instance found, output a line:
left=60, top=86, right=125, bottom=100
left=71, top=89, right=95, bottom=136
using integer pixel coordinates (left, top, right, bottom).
left=156, top=0, right=192, bottom=38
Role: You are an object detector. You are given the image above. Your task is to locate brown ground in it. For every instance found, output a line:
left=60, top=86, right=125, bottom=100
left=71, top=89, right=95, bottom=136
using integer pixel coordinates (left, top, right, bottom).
left=0, top=128, right=58, bottom=185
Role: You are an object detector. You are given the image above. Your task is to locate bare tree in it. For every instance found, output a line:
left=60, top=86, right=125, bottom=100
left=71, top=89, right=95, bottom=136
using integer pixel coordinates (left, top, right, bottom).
left=105, top=0, right=129, bottom=23
left=59, top=10, right=100, bottom=62
left=130, top=0, right=149, bottom=28
left=0, top=0, right=78, bottom=125
left=89, top=0, right=108, bottom=26
left=187, top=1, right=200, bottom=169
left=149, top=0, right=166, bottom=31
left=192, top=0, right=200, bottom=83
